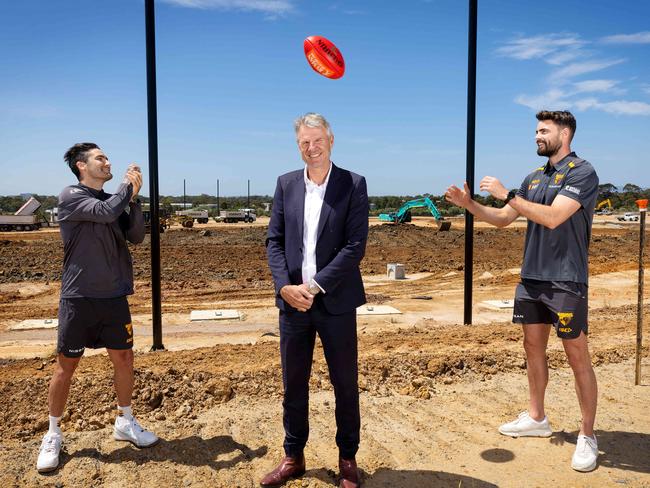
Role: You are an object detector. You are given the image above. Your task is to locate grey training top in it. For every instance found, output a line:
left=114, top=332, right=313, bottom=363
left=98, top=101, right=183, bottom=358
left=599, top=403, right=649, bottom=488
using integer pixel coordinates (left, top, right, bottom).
left=516, top=152, right=599, bottom=284
left=58, top=182, right=144, bottom=299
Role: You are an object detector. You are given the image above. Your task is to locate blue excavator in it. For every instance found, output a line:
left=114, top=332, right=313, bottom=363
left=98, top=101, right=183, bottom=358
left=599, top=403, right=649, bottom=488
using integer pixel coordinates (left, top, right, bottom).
left=378, top=197, right=451, bottom=230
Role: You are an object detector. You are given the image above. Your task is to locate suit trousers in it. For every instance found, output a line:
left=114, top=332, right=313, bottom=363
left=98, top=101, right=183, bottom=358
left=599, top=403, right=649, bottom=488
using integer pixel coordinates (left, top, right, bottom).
left=279, top=297, right=360, bottom=459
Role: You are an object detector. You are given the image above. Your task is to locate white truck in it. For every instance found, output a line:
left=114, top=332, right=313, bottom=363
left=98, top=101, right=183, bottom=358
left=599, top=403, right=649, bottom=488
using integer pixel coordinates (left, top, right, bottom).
left=0, top=197, right=44, bottom=231
left=617, top=212, right=639, bottom=222
left=216, top=209, right=257, bottom=223
left=175, top=209, right=209, bottom=224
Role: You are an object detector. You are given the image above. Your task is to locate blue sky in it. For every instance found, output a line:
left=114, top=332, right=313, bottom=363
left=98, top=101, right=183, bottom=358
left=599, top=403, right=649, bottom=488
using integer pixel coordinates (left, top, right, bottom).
left=0, top=0, right=648, bottom=197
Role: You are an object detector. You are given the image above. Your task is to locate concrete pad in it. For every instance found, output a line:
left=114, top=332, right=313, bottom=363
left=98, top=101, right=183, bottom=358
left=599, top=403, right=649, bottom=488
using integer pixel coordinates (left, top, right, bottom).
left=363, top=272, right=432, bottom=284
left=356, top=305, right=402, bottom=315
left=480, top=300, right=514, bottom=310
left=190, top=310, right=240, bottom=321
left=10, top=319, right=58, bottom=331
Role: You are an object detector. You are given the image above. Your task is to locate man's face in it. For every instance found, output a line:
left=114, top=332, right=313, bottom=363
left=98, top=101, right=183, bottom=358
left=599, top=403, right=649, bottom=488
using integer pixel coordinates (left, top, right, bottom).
left=297, top=125, right=333, bottom=170
left=78, top=148, right=112, bottom=182
left=535, top=120, right=565, bottom=157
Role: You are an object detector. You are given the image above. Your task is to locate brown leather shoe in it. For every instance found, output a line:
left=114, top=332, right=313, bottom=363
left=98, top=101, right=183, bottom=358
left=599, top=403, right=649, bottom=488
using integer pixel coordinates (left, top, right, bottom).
left=338, top=457, right=361, bottom=488
left=259, top=454, right=306, bottom=487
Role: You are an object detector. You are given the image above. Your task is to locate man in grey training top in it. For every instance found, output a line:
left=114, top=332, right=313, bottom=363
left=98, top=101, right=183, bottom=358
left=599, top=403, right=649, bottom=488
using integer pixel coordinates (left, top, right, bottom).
left=445, top=111, right=599, bottom=472
left=37, top=143, right=158, bottom=473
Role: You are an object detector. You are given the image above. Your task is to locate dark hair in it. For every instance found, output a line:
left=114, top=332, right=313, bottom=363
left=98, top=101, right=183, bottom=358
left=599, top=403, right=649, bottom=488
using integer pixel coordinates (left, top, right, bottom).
left=63, top=142, right=99, bottom=179
left=536, top=110, right=576, bottom=140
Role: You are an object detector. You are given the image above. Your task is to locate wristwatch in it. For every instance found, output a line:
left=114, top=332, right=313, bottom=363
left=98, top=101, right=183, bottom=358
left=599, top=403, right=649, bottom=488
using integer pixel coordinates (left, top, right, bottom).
left=308, top=278, right=321, bottom=295
left=504, top=189, right=517, bottom=204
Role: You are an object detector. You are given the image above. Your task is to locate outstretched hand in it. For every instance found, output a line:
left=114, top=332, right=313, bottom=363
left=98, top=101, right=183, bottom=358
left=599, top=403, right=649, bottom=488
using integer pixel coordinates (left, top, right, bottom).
left=445, top=182, right=472, bottom=208
left=479, top=176, right=508, bottom=201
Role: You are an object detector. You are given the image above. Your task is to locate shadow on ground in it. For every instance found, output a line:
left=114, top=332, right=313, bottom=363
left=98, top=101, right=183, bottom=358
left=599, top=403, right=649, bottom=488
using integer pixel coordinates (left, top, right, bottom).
left=550, top=429, right=650, bottom=473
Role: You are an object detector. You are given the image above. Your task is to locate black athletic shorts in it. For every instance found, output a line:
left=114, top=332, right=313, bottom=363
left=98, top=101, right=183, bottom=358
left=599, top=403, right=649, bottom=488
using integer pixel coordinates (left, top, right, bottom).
left=512, top=279, right=588, bottom=339
left=57, top=296, right=133, bottom=357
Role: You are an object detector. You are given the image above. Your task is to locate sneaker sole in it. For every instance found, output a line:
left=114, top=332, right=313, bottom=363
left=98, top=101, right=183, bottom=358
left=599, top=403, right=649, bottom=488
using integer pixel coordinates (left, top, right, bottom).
left=113, top=430, right=160, bottom=448
left=572, top=460, right=597, bottom=472
left=498, top=428, right=552, bottom=438
left=37, top=464, right=59, bottom=474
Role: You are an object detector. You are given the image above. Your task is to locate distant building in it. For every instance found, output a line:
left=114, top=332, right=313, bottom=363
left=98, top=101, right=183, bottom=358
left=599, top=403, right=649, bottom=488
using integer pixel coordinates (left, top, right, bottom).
left=170, top=203, right=193, bottom=209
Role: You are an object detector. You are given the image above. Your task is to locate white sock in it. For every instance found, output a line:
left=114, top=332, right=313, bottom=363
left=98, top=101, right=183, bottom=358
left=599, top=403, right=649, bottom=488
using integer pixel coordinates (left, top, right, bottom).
left=118, top=405, right=133, bottom=420
left=48, top=415, right=62, bottom=434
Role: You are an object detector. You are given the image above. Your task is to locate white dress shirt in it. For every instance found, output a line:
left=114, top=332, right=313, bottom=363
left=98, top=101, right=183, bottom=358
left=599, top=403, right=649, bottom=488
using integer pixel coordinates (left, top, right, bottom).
left=301, top=163, right=332, bottom=291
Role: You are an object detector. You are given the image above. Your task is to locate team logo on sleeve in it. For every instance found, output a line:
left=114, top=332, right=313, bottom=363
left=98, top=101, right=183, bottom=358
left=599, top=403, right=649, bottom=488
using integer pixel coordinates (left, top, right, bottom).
left=565, top=185, right=581, bottom=195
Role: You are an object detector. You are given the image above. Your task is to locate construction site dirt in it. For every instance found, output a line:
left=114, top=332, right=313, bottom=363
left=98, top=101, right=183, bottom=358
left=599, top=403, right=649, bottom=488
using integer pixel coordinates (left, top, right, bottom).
left=0, top=216, right=648, bottom=487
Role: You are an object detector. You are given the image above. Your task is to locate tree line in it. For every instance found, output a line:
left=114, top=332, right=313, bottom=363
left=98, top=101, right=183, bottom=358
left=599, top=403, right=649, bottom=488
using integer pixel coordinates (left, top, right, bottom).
left=1, top=184, right=648, bottom=217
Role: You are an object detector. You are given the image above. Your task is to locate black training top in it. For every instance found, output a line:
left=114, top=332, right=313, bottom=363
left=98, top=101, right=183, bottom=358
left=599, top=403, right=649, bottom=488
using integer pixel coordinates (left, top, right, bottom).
left=516, top=152, right=599, bottom=284
left=58, top=182, right=144, bottom=299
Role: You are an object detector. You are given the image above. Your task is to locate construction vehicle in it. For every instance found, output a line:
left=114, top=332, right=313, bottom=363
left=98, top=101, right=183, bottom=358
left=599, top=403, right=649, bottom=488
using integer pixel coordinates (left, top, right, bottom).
left=142, top=206, right=170, bottom=233
left=0, top=197, right=44, bottom=231
left=595, top=199, right=613, bottom=215
left=617, top=212, right=639, bottom=222
left=215, top=209, right=257, bottom=223
left=378, top=197, right=451, bottom=230
left=175, top=209, right=209, bottom=224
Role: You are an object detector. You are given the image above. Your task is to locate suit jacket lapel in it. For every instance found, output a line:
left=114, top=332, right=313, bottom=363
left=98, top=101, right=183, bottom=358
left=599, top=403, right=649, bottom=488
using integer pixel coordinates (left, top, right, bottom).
left=294, top=171, right=305, bottom=242
left=316, top=163, right=340, bottom=242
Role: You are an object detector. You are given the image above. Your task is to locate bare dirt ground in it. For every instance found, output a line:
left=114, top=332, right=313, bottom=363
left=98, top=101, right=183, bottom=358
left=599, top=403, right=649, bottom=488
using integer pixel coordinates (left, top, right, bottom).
left=0, top=216, right=649, bottom=487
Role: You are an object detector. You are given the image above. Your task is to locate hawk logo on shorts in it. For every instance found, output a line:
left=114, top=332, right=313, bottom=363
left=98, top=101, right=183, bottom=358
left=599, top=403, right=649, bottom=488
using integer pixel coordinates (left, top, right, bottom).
left=125, top=322, right=133, bottom=343
left=557, top=312, right=573, bottom=326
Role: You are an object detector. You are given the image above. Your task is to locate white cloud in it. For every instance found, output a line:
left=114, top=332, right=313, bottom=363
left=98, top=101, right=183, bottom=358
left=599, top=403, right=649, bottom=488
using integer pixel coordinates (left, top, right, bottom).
left=572, top=79, right=621, bottom=94
left=495, top=34, right=587, bottom=62
left=601, top=31, right=650, bottom=44
left=551, top=58, right=625, bottom=80
left=594, top=100, right=650, bottom=115
left=161, top=0, right=294, bottom=16
left=515, top=92, right=650, bottom=116
left=502, top=32, right=647, bottom=116
left=514, top=89, right=572, bottom=111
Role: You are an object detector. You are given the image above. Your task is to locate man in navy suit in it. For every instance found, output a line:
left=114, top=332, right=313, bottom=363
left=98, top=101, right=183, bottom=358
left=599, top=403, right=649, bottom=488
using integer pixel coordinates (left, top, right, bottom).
left=262, top=113, right=369, bottom=488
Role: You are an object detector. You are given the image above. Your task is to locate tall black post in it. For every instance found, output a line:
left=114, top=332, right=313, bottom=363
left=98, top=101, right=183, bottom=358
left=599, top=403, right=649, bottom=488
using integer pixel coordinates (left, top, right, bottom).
left=216, top=179, right=220, bottom=214
left=464, top=0, right=478, bottom=325
left=145, top=0, right=164, bottom=350
left=247, top=179, right=250, bottom=208
left=183, top=179, right=186, bottom=209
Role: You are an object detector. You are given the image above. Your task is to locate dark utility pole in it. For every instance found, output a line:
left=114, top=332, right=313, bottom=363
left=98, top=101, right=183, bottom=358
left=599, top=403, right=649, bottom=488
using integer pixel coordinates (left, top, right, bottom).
left=464, top=0, right=478, bottom=325
left=145, top=0, right=164, bottom=350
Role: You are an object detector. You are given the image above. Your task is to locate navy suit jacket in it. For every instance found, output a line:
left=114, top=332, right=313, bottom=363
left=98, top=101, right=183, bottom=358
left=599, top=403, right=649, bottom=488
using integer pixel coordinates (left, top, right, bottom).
left=266, top=163, right=369, bottom=315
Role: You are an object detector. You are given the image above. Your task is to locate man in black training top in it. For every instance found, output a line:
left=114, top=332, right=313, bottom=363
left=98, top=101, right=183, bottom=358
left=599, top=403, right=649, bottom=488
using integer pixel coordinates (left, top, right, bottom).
left=37, top=143, right=158, bottom=474
left=445, top=111, right=599, bottom=472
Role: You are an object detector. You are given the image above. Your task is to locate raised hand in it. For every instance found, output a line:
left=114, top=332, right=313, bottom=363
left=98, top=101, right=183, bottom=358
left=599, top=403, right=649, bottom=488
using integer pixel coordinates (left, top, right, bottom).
left=445, top=182, right=472, bottom=208
left=479, top=176, right=508, bottom=201
left=124, top=164, right=142, bottom=200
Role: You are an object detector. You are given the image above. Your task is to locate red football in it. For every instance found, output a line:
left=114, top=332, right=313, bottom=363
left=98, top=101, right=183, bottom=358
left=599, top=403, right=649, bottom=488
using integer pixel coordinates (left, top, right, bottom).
left=303, top=35, right=345, bottom=79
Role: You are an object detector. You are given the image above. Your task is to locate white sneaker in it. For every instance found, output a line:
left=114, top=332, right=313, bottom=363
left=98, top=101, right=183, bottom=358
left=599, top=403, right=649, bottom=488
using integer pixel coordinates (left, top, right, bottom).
left=37, top=431, right=62, bottom=473
left=572, top=434, right=598, bottom=472
left=113, top=415, right=159, bottom=448
left=498, top=411, right=552, bottom=438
